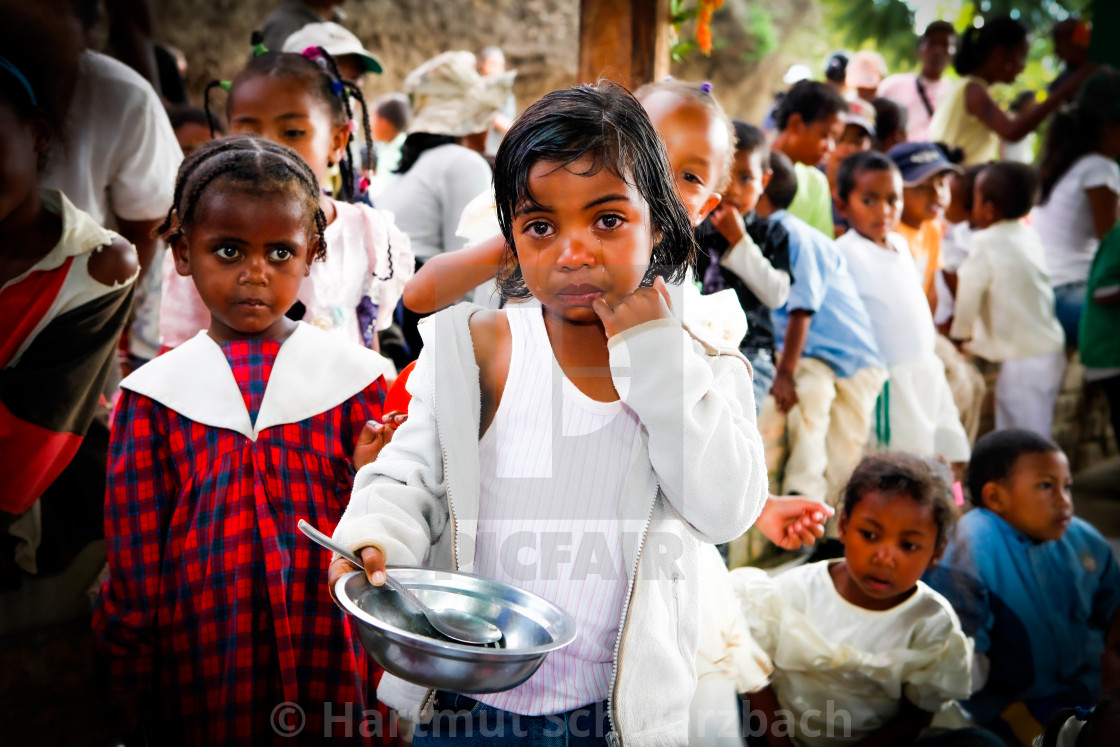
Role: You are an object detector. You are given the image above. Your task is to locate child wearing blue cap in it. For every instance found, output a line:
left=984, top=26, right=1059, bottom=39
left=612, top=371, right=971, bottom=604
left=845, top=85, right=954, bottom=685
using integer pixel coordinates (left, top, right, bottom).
left=889, top=141, right=958, bottom=311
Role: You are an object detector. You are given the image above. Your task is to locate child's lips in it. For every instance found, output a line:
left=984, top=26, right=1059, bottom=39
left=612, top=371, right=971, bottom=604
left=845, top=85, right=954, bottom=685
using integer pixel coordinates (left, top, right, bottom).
left=863, top=575, right=893, bottom=593
left=556, top=284, right=605, bottom=305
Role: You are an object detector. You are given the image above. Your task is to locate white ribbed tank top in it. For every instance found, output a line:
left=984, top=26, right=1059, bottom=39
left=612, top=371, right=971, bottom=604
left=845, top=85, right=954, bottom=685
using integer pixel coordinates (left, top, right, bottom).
left=473, top=305, right=641, bottom=715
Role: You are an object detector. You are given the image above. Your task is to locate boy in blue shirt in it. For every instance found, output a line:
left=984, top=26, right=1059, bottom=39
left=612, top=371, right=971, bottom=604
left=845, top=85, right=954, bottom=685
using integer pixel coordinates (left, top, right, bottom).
left=756, top=150, right=886, bottom=503
left=926, top=429, right=1120, bottom=743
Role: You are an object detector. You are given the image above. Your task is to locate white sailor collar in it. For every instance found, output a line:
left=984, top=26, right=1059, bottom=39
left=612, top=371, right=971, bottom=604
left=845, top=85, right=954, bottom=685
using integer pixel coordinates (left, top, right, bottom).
left=121, top=322, right=393, bottom=441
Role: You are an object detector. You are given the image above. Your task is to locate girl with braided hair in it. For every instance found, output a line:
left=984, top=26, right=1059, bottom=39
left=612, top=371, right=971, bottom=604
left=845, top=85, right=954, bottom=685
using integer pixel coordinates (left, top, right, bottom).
left=94, top=136, right=398, bottom=745
left=160, top=35, right=413, bottom=353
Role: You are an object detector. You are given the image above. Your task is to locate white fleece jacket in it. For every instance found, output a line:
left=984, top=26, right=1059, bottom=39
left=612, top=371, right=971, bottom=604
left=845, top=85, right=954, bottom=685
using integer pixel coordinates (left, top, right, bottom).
left=333, top=303, right=768, bottom=746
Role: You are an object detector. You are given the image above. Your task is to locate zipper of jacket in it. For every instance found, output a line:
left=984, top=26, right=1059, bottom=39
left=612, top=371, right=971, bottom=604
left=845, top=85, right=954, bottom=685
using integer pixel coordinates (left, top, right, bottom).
left=606, top=485, right=658, bottom=747
left=417, top=363, right=465, bottom=720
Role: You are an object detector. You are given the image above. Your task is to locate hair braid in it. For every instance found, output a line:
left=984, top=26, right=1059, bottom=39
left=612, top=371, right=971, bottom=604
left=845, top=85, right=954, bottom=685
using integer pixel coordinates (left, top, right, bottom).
left=157, top=137, right=249, bottom=237
left=160, top=136, right=328, bottom=262
left=343, top=80, right=375, bottom=174
left=315, top=46, right=365, bottom=203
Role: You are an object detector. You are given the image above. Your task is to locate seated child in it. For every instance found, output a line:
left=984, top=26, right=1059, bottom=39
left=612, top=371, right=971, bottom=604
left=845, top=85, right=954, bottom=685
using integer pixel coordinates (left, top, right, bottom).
left=757, top=151, right=887, bottom=503
left=950, top=162, right=1066, bottom=438
left=926, top=430, right=1120, bottom=743
left=772, top=80, right=848, bottom=238
left=834, top=151, right=970, bottom=464
left=697, top=120, right=792, bottom=405
left=733, top=453, right=990, bottom=746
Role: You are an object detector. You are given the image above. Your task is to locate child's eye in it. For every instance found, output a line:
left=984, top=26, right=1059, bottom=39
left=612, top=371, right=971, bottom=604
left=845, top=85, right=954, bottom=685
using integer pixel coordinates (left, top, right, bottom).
left=523, top=220, right=554, bottom=239
left=269, top=247, right=294, bottom=261
left=858, top=529, right=876, bottom=541
left=681, top=171, right=702, bottom=186
left=215, top=245, right=240, bottom=259
left=901, top=542, right=921, bottom=552
left=284, top=130, right=306, bottom=139
left=596, top=214, right=625, bottom=230
left=1037, top=481, right=1053, bottom=490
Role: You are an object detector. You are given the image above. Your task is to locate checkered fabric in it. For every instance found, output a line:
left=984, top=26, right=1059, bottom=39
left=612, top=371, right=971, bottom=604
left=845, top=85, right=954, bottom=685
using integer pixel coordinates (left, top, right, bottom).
left=93, top=339, right=392, bottom=745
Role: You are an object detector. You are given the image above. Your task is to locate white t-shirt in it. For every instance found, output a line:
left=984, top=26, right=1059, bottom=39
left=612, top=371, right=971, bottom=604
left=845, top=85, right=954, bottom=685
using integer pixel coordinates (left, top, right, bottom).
left=1031, top=153, right=1120, bottom=287
left=376, top=143, right=493, bottom=262
left=731, top=561, right=972, bottom=747
left=836, top=230, right=935, bottom=366
left=42, top=51, right=181, bottom=228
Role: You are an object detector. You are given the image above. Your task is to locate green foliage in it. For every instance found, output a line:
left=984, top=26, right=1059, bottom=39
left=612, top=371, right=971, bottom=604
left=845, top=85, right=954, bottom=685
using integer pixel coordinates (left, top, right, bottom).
left=740, top=6, right=779, bottom=63
left=820, top=0, right=1092, bottom=70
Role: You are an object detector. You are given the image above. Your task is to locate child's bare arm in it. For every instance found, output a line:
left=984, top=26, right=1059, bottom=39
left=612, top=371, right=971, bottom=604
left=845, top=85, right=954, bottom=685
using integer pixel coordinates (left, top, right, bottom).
left=744, top=686, right=796, bottom=747
left=402, top=235, right=506, bottom=313
left=772, top=310, right=812, bottom=413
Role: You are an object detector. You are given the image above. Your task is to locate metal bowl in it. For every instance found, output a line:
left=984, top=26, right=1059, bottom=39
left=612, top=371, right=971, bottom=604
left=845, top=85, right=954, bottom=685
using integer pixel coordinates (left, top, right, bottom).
left=335, top=568, right=577, bottom=694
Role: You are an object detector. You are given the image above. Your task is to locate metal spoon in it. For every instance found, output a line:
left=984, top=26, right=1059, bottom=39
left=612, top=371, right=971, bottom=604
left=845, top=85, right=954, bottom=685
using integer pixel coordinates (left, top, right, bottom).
left=298, top=520, right=503, bottom=645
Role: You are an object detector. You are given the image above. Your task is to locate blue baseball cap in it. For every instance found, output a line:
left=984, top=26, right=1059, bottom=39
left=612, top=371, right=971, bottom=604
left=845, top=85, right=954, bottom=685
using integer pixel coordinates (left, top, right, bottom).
left=888, top=142, right=960, bottom=186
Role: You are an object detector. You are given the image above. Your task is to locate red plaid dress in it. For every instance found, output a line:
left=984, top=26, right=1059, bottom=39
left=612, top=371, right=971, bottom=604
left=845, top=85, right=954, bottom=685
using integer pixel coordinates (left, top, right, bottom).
left=93, top=336, right=393, bottom=745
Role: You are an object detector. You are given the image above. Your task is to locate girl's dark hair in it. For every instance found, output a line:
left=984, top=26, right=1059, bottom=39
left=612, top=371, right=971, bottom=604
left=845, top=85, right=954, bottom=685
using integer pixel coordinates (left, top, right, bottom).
left=774, top=80, right=848, bottom=131
left=733, top=120, right=769, bottom=170
left=842, top=452, right=957, bottom=552
left=976, top=161, right=1038, bottom=220
left=634, top=78, right=736, bottom=190
left=954, top=16, right=1028, bottom=77
left=871, top=97, right=907, bottom=150
left=967, top=428, right=1061, bottom=508
left=157, top=135, right=328, bottom=263
left=1039, top=69, right=1120, bottom=203
left=205, top=34, right=373, bottom=203
left=0, top=0, right=83, bottom=169
left=493, top=82, right=696, bottom=301
left=395, top=133, right=457, bottom=174
left=836, top=150, right=898, bottom=203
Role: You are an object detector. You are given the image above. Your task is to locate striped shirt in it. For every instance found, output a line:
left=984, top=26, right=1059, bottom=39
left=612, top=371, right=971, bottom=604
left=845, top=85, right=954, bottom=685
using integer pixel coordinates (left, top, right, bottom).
left=473, top=306, right=641, bottom=715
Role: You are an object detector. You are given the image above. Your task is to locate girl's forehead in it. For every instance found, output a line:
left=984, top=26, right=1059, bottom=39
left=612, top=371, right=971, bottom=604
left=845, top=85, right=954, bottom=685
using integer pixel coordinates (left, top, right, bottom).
left=231, top=72, right=329, bottom=114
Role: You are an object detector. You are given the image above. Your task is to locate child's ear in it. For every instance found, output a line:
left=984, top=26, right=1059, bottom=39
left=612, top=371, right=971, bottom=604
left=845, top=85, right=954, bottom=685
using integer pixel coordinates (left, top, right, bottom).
left=787, top=112, right=805, bottom=135
left=761, top=169, right=773, bottom=189
left=329, top=121, right=351, bottom=167
left=980, top=480, right=1005, bottom=513
left=836, top=510, right=849, bottom=541
left=170, top=229, right=192, bottom=277
left=697, top=191, right=723, bottom=224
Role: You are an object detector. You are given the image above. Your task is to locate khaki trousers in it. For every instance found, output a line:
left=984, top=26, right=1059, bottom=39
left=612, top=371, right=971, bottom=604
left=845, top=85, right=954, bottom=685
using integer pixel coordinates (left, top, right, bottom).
left=761, top=358, right=887, bottom=505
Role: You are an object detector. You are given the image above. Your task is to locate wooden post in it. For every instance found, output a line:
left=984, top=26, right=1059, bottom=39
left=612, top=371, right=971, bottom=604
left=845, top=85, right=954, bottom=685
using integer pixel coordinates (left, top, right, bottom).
left=578, top=0, right=671, bottom=89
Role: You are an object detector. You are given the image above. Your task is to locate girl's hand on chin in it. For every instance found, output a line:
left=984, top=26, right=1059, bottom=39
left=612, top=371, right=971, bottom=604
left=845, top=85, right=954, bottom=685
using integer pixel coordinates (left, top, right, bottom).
left=592, top=276, right=675, bottom=338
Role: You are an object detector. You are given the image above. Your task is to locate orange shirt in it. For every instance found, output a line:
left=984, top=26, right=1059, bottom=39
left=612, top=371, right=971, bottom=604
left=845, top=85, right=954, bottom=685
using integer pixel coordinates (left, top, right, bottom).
left=896, top=220, right=941, bottom=311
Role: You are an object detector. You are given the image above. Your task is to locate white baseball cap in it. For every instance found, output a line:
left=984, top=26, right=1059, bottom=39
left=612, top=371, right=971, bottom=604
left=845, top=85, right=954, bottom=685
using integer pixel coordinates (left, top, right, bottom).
left=283, top=22, right=383, bottom=75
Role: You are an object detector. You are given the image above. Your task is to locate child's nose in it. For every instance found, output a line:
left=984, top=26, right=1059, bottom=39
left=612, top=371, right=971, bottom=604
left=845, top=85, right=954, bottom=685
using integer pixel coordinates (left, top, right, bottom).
left=558, top=231, right=597, bottom=268
left=241, top=258, right=269, bottom=284
left=871, top=547, right=896, bottom=568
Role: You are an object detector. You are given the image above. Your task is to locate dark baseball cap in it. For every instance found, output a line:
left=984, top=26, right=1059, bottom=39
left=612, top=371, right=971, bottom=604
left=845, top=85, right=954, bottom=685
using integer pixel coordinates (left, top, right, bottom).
left=888, top=142, right=960, bottom=186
